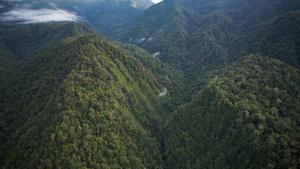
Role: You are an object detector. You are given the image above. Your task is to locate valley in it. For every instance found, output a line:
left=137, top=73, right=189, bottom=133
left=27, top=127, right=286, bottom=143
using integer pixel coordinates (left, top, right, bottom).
left=0, top=0, right=299, bottom=169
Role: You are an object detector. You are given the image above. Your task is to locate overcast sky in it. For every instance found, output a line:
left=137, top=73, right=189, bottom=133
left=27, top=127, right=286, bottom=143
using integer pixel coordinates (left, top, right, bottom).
left=152, top=0, right=163, bottom=3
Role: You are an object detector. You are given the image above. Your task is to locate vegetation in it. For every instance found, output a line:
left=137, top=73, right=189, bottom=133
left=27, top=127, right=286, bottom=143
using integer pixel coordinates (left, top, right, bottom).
left=233, top=11, right=300, bottom=68
left=116, top=43, right=187, bottom=110
left=0, top=24, right=167, bottom=168
left=117, top=0, right=300, bottom=98
left=164, top=55, right=300, bottom=169
left=0, top=0, right=300, bottom=168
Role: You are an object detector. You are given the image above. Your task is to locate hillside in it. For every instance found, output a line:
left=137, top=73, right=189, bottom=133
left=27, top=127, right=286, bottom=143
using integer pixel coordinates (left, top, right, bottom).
left=115, top=0, right=300, bottom=99
left=0, top=23, right=170, bottom=168
left=0, top=0, right=300, bottom=168
left=117, top=0, right=300, bottom=64
left=0, top=22, right=92, bottom=58
left=232, top=11, right=300, bottom=68
left=164, top=55, right=300, bottom=169
left=0, top=22, right=93, bottom=93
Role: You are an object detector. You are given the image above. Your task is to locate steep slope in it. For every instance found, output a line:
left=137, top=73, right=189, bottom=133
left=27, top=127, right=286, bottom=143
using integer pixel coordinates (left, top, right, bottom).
left=1, top=1, right=300, bottom=168
left=233, top=11, right=300, bottom=68
left=164, top=55, right=300, bottom=169
left=0, top=23, right=169, bottom=168
left=0, top=22, right=93, bottom=99
left=116, top=43, right=186, bottom=109
left=116, top=0, right=300, bottom=69
left=116, top=0, right=300, bottom=99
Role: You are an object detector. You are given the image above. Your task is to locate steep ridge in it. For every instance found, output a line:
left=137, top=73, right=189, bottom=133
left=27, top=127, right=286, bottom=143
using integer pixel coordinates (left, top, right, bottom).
left=0, top=23, right=169, bottom=168
left=0, top=22, right=93, bottom=98
left=164, top=55, right=300, bottom=169
left=116, top=0, right=300, bottom=66
left=115, top=43, right=186, bottom=109
left=233, top=11, right=300, bottom=68
left=116, top=0, right=300, bottom=99
left=0, top=0, right=300, bottom=168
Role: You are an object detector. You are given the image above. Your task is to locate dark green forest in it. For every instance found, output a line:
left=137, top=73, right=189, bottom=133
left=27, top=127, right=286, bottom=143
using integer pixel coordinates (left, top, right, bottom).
left=164, top=56, right=300, bottom=169
left=0, top=0, right=299, bottom=168
left=0, top=23, right=167, bottom=168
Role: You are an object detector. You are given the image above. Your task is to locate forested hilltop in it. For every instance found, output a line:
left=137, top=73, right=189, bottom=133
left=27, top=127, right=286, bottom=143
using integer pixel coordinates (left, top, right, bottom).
left=0, top=0, right=299, bottom=168
left=164, top=56, right=300, bottom=169
left=0, top=23, right=177, bottom=168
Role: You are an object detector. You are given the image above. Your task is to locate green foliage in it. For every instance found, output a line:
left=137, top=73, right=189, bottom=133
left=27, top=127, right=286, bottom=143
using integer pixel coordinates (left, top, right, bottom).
left=117, top=0, right=300, bottom=100
left=116, top=43, right=187, bottom=110
left=0, top=22, right=92, bottom=59
left=164, top=55, right=300, bottom=169
left=1, top=0, right=300, bottom=168
left=118, top=0, right=300, bottom=66
left=233, top=11, right=300, bottom=68
left=0, top=25, right=166, bottom=168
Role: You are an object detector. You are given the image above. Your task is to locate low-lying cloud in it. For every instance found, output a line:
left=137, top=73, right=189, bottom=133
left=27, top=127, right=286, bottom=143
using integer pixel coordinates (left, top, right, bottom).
left=1, top=8, right=79, bottom=23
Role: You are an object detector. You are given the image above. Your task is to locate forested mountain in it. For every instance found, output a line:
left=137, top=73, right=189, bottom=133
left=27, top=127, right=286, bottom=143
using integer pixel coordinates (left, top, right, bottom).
left=232, top=11, right=300, bottom=68
left=116, top=0, right=300, bottom=98
left=116, top=0, right=300, bottom=65
left=0, top=0, right=300, bottom=169
left=164, top=56, right=300, bottom=169
left=0, top=22, right=174, bottom=168
left=0, top=22, right=91, bottom=58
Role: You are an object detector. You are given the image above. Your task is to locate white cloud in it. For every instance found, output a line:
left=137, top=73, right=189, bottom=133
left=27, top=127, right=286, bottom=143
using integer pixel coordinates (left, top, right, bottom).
left=151, top=0, right=163, bottom=4
left=0, top=5, right=4, bottom=9
left=1, top=9, right=79, bottom=24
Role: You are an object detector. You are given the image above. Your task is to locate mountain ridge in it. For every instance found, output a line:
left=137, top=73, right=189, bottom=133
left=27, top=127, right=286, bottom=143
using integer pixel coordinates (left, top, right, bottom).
left=0, top=0, right=300, bottom=168
left=164, top=55, right=300, bottom=169
left=0, top=22, right=169, bottom=168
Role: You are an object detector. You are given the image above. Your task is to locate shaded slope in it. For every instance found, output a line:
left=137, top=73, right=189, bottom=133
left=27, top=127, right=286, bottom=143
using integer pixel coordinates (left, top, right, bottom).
left=233, top=11, right=300, bottom=68
left=164, top=55, right=300, bottom=169
left=0, top=22, right=92, bottom=59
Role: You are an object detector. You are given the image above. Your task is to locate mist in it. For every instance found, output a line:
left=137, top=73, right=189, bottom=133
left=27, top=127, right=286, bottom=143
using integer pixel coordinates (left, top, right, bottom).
left=1, top=8, right=79, bottom=23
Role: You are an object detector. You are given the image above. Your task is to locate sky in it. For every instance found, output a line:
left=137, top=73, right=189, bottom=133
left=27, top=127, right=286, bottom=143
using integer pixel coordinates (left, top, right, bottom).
left=152, top=0, right=163, bottom=3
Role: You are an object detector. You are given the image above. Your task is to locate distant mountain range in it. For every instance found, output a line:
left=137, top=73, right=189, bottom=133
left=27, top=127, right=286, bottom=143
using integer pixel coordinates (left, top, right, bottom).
left=0, top=0, right=154, bottom=35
